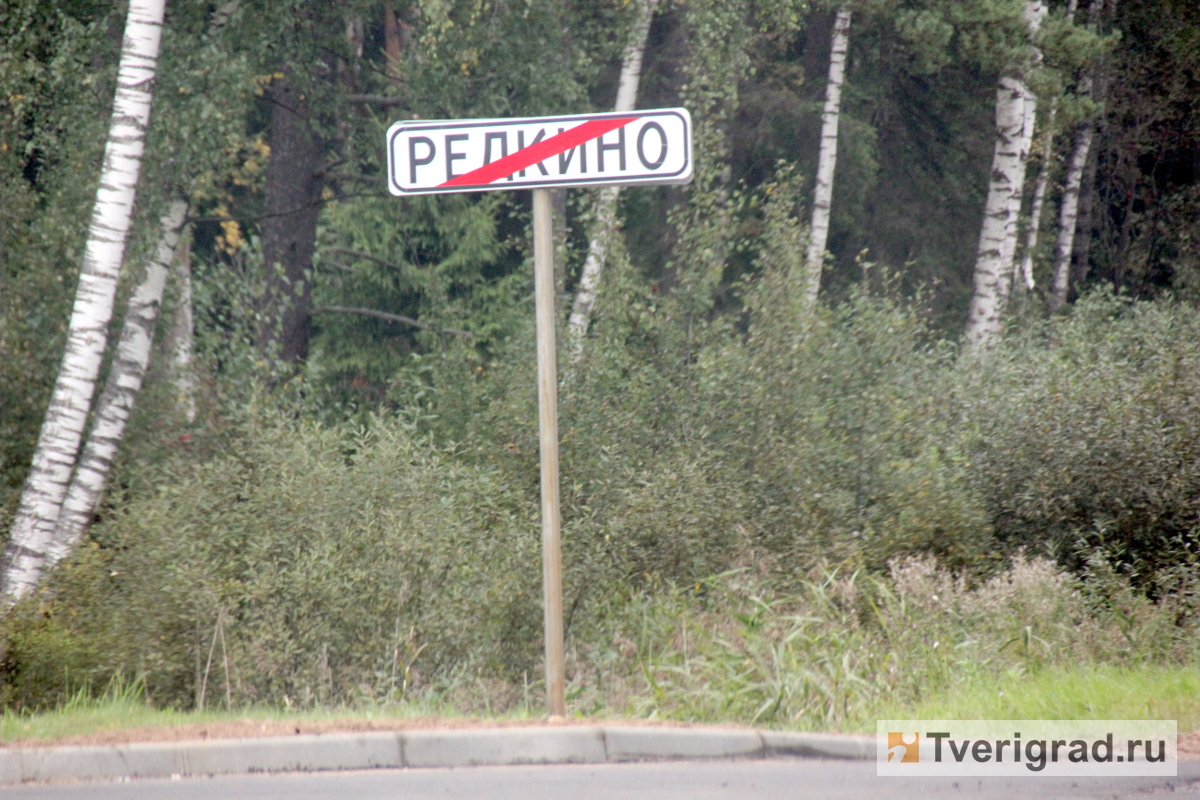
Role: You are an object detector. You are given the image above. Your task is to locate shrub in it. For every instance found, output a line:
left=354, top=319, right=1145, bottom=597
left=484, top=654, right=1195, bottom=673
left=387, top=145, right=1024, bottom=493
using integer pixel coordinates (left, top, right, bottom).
left=7, top=416, right=541, bottom=708
left=961, top=292, right=1200, bottom=578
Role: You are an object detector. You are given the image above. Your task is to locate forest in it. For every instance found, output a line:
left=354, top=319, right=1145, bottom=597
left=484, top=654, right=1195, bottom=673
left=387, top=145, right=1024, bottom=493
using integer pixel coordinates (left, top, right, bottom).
left=0, top=0, right=1198, bottom=725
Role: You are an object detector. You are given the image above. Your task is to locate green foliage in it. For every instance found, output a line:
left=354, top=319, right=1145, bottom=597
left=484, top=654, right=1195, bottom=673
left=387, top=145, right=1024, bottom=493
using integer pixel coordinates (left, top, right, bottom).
left=9, top=277, right=1200, bottom=716
left=312, top=193, right=516, bottom=396
left=961, top=292, right=1200, bottom=579
left=588, top=553, right=1200, bottom=729
left=4, top=0, right=1200, bottom=726
left=6, top=415, right=539, bottom=708
left=0, top=0, right=118, bottom=514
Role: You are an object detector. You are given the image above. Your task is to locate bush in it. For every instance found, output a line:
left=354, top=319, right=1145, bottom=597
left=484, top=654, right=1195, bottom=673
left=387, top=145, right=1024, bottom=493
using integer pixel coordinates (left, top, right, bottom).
left=961, top=291, right=1200, bottom=579
left=584, top=554, right=1200, bottom=730
left=8, top=416, right=541, bottom=708
left=9, top=274, right=1200, bottom=715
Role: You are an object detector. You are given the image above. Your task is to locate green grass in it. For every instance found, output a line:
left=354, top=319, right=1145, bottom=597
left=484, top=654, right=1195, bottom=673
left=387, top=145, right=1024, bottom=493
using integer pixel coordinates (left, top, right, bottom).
left=0, top=677, right=536, bottom=744
left=873, top=664, right=1200, bottom=732
left=8, top=664, right=1199, bottom=744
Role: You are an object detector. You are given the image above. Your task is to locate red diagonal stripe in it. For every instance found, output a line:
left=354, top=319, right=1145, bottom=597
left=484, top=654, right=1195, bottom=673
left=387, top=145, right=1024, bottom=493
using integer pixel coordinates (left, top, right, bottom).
left=439, top=116, right=638, bottom=188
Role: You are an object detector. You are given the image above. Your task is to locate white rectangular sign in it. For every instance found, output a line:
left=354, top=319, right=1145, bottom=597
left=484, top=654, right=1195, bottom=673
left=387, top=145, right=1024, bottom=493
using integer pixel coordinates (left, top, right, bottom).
left=877, top=720, right=1177, bottom=777
left=386, top=109, right=692, bottom=195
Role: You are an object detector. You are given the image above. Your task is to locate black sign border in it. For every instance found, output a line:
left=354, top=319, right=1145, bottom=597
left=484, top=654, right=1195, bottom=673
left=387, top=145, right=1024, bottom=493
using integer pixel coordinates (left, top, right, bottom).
left=386, top=109, right=692, bottom=195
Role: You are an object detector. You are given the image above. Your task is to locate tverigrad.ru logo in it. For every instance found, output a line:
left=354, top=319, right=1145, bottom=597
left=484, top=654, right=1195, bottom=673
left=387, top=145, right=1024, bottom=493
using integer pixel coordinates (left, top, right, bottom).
left=876, top=720, right=1176, bottom=777
left=887, top=732, right=919, bottom=763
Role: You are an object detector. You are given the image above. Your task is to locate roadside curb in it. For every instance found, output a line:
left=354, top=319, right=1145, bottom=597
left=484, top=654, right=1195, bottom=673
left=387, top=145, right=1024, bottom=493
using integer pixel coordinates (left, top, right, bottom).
left=0, top=726, right=875, bottom=784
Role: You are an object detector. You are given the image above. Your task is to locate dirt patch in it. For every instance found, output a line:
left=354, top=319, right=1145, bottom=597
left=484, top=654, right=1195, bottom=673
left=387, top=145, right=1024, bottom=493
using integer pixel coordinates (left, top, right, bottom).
left=1, top=716, right=731, bottom=749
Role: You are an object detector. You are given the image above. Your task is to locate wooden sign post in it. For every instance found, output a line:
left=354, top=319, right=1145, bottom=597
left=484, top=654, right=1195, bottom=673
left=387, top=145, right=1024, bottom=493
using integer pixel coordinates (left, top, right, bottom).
left=387, top=109, right=692, bottom=716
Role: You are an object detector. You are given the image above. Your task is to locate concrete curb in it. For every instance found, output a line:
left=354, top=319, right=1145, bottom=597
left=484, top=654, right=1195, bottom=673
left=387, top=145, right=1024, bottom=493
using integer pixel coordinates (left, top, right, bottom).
left=0, top=726, right=875, bottom=785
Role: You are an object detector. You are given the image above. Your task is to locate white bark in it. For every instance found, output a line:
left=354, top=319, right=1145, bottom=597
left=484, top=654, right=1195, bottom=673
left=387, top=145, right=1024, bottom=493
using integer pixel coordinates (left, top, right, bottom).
left=171, top=234, right=196, bottom=424
left=1001, top=83, right=1038, bottom=292
left=963, top=0, right=1045, bottom=349
left=1050, top=0, right=1105, bottom=311
left=803, top=4, right=852, bottom=312
left=964, top=79, right=1032, bottom=346
left=566, top=0, right=657, bottom=363
left=0, top=0, right=167, bottom=606
left=1019, top=106, right=1056, bottom=291
left=1050, top=123, right=1094, bottom=310
left=47, top=201, right=189, bottom=570
left=1016, top=0, right=1082, bottom=296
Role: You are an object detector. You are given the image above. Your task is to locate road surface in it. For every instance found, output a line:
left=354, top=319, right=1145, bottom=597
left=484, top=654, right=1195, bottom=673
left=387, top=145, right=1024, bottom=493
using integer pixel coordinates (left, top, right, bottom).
left=7, top=758, right=1200, bottom=799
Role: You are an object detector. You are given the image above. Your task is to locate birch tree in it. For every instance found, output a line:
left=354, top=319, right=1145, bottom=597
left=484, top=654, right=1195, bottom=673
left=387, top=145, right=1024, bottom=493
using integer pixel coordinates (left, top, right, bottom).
left=963, top=0, right=1045, bottom=349
left=0, top=0, right=168, bottom=607
left=565, top=0, right=657, bottom=363
left=1017, top=112, right=1054, bottom=291
left=803, top=4, right=852, bottom=313
left=1015, top=1, right=1079, bottom=292
left=170, top=238, right=196, bottom=424
left=46, top=201, right=189, bottom=571
left=1000, top=81, right=1039, bottom=287
left=1049, top=0, right=1106, bottom=312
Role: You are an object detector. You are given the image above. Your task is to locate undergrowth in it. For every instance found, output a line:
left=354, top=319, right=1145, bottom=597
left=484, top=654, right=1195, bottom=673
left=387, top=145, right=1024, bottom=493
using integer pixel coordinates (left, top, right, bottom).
left=5, top=285, right=1200, bottom=722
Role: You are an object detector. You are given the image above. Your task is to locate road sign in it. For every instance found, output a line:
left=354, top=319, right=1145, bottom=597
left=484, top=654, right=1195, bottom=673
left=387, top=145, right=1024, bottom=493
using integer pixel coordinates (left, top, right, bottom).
left=384, top=107, right=691, bottom=718
left=387, top=109, right=692, bottom=195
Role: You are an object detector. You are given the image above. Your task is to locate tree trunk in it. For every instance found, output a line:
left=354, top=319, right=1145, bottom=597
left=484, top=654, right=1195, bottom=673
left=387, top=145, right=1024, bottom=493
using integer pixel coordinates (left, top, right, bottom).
left=1019, top=107, right=1055, bottom=291
left=1069, top=129, right=1099, bottom=291
left=383, top=6, right=411, bottom=85
left=46, top=201, right=189, bottom=570
left=1017, top=0, right=1074, bottom=295
left=803, top=4, right=852, bottom=312
left=1049, top=124, right=1094, bottom=311
left=257, top=75, right=325, bottom=364
left=171, top=232, right=196, bottom=424
left=0, top=0, right=167, bottom=607
left=565, top=0, right=657, bottom=363
left=1050, top=0, right=1107, bottom=312
left=964, top=78, right=1034, bottom=347
left=1001, top=83, right=1038, bottom=290
left=552, top=188, right=568, bottom=301
left=963, top=0, right=1045, bottom=349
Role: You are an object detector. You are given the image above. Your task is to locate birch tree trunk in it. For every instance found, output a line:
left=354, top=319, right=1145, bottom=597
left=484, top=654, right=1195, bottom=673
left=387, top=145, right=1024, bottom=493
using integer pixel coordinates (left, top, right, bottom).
left=565, top=0, right=657, bottom=363
left=1015, top=0, right=1079, bottom=293
left=1001, top=85, right=1039, bottom=291
left=46, top=201, right=189, bottom=570
left=963, top=0, right=1045, bottom=349
left=1018, top=107, right=1056, bottom=291
left=1049, top=0, right=1106, bottom=312
left=171, top=234, right=196, bottom=424
left=0, top=0, right=167, bottom=607
left=1049, top=123, right=1094, bottom=311
left=803, top=4, right=852, bottom=313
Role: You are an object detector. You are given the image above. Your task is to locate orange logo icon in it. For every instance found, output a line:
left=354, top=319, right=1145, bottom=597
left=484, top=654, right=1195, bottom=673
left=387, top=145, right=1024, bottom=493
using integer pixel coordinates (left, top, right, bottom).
left=888, top=732, right=919, bottom=763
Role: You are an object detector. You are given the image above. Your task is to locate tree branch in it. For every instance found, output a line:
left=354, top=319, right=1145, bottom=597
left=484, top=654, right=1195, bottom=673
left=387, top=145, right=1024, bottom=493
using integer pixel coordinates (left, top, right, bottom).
left=346, top=94, right=406, bottom=106
left=322, top=247, right=404, bottom=271
left=312, top=305, right=472, bottom=337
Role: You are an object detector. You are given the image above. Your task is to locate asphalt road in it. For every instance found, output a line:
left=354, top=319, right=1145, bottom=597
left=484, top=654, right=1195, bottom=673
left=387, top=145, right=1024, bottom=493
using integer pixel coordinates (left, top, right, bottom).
left=7, top=759, right=1200, bottom=800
